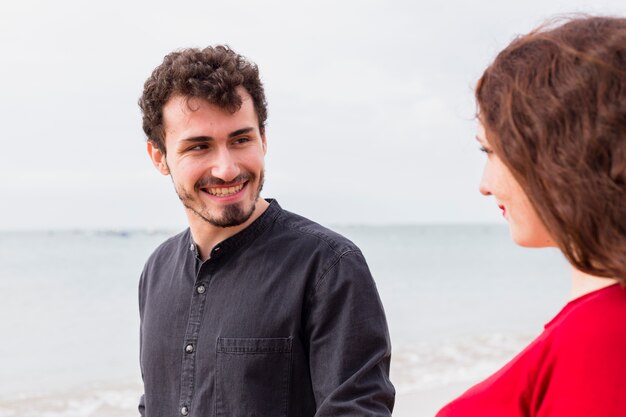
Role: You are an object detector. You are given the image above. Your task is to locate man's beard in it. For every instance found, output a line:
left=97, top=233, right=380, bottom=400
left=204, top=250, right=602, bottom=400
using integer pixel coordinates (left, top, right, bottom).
left=174, top=170, right=264, bottom=228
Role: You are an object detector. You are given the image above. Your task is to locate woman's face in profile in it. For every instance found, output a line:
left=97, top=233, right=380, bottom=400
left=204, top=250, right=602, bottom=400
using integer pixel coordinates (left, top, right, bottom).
left=476, top=122, right=555, bottom=248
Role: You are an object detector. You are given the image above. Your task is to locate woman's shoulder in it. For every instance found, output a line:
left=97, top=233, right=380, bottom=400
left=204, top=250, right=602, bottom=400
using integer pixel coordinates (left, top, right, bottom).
left=529, top=284, right=626, bottom=415
left=546, top=284, right=626, bottom=337
left=548, top=283, right=626, bottom=346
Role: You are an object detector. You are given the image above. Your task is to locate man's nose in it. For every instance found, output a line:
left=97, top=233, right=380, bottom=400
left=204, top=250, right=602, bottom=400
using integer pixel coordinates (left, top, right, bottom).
left=211, top=149, right=240, bottom=182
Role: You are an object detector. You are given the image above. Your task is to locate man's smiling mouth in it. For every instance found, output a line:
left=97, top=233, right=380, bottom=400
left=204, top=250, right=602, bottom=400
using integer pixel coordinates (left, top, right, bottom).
left=204, top=183, right=245, bottom=197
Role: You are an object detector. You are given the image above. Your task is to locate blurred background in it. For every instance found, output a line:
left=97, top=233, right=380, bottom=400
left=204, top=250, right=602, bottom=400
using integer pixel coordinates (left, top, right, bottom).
left=1, top=0, right=624, bottom=416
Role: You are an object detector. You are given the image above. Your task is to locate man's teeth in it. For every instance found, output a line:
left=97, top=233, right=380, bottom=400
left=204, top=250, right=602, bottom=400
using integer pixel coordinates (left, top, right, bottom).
left=206, top=184, right=244, bottom=196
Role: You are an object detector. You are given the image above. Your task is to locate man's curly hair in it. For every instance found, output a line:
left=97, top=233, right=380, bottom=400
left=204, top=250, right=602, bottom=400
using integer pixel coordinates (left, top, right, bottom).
left=139, top=45, right=267, bottom=153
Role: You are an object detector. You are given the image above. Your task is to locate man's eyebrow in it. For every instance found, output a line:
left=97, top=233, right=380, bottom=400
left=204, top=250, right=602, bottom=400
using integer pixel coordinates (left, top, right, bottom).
left=228, top=127, right=255, bottom=138
left=179, top=136, right=214, bottom=144
left=178, top=127, right=255, bottom=144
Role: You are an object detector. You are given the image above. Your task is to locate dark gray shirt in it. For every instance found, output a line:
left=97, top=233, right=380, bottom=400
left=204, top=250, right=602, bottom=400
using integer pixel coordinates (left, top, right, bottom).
left=138, top=200, right=394, bottom=416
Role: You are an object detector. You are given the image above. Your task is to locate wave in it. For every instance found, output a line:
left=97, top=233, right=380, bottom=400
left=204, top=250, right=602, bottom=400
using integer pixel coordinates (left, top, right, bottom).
left=391, top=333, right=533, bottom=394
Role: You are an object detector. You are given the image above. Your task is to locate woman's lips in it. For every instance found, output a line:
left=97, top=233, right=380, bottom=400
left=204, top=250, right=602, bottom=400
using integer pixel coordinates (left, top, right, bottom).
left=498, top=204, right=506, bottom=217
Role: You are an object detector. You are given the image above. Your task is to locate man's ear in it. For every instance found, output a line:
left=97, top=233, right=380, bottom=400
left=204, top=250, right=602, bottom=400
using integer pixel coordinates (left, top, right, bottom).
left=261, top=133, right=267, bottom=155
left=147, top=141, right=170, bottom=175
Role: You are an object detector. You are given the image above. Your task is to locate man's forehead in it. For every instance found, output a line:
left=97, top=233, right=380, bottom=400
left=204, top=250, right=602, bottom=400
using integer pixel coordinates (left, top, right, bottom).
left=162, top=90, right=257, bottom=140
left=164, top=95, right=229, bottom=117
left=164, top=89, right=253, bottom=120
left=167, top=86, right=250, bottom=111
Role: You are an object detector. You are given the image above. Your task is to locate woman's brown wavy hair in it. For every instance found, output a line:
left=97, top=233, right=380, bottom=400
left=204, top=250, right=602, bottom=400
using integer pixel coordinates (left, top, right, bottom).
left=476, top=16, right=626, bottom=282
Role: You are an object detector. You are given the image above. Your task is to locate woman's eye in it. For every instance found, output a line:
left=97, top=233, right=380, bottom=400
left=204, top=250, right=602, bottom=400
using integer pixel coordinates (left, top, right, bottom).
left=479, top=146, right=492, bottom=154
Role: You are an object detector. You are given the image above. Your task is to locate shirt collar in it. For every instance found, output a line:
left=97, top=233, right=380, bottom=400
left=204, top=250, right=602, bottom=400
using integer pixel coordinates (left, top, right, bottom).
left=188, top=199, right=282, bottom=260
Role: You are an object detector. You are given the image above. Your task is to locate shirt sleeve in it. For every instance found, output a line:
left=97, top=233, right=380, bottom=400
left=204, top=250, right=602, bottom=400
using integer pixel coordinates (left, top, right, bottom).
left=305, top=250, right=395, bottom=416
left=138, top=269, right=146, bottom=417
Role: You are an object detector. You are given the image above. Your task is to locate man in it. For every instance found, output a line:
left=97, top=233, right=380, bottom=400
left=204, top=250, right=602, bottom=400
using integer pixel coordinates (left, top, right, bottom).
left=137, top=45, right=394, bottom=417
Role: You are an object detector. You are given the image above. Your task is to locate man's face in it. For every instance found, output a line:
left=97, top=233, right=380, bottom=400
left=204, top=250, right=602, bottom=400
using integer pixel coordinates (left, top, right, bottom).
left=149, top=88, right=266, bottom=228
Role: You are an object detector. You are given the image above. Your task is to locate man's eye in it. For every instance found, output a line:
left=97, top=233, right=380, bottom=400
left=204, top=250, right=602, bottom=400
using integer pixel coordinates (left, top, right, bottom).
left=234, top=137, right=250, bottom=145
left=189, top=144, right=208, bottom=151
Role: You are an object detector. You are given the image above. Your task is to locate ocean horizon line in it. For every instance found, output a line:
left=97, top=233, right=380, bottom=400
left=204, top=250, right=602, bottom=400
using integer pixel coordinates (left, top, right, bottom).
left=0, top=222, right=508, bottom=235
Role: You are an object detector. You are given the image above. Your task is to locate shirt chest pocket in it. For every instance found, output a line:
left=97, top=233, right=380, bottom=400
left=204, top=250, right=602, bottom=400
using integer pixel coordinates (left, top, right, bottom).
left=216, top=337, right=293, bottom=417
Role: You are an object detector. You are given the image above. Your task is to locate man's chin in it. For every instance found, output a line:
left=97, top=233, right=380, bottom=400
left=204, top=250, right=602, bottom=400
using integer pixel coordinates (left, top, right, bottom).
left=191, top=202, right=256, bottom=229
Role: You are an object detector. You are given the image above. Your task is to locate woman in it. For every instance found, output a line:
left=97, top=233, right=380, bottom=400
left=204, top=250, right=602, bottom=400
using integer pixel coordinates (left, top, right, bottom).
left=437, top=16, right=626, bottom=417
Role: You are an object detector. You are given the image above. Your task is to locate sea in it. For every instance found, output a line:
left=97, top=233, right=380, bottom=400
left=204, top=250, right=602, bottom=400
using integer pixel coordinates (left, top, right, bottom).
left=0, top=225, right=570, bottom=416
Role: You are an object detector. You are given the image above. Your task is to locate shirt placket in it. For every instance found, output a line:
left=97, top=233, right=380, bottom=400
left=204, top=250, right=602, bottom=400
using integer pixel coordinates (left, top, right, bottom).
left=178, top=248, right=214, bottom=416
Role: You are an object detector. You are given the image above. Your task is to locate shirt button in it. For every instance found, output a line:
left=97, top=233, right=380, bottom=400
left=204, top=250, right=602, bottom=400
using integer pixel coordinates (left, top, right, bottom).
left=185, top=344, right=194, bottom=353
left=189, top=243, right=194, bottom=251
left=180, top=406, right=189, bottom=415
left=214, top=246, right=221, bottom=252
left=196, top=285, right=206, bottom=294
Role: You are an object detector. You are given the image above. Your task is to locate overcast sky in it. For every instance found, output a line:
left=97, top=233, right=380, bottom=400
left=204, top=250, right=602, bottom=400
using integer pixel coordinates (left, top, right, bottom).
left=1, top=0, right=625, bottom=230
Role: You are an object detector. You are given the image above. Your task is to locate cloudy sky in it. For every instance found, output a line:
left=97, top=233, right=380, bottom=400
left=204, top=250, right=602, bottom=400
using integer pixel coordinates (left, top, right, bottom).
left=1, top=0, right=625, bottom=230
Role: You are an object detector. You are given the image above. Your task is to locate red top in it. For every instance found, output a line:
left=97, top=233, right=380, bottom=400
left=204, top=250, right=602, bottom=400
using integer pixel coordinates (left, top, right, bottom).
left=436, top=283, right=626, bottom=417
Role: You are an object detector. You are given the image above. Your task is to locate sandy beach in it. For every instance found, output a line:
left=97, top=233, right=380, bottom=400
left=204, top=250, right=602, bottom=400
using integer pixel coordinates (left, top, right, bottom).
left=0, top=381, right=473, bottom=417
left=0, top=382, right=469, bottom=417
left=395, top=384, right=470, bottom=417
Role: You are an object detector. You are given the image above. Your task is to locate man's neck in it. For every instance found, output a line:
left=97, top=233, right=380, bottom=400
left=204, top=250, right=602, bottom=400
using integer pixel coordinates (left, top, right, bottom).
left=187, top=198, right=270, bottom=261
